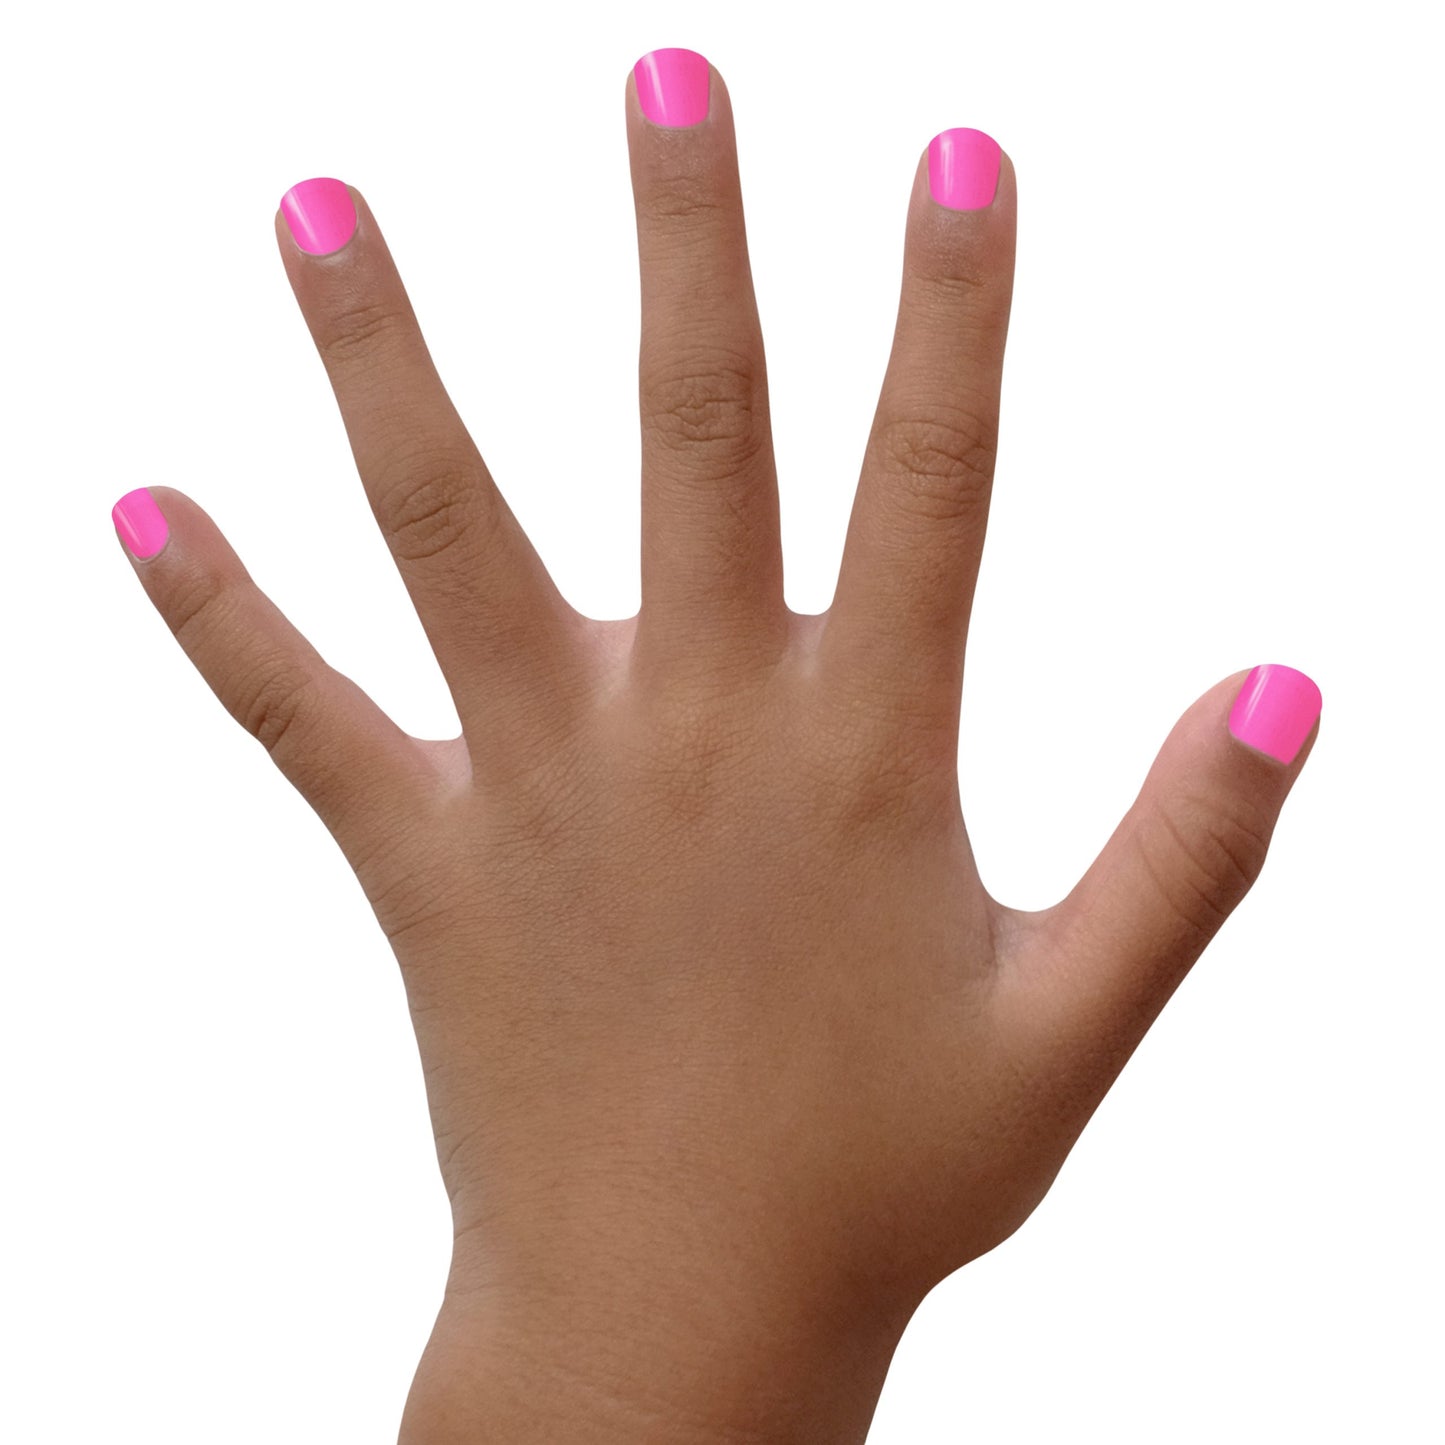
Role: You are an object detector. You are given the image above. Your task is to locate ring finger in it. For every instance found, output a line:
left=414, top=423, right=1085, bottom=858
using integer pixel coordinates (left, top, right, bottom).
left=275, top=180, right=586, bottom=768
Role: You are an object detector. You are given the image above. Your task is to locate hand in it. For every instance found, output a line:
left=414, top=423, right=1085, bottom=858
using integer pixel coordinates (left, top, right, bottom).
left=112, top=48, right=1320, bottom=1445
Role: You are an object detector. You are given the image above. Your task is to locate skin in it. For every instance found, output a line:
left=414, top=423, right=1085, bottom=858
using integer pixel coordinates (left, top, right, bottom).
left=118, top=63, right=1316, bottom=1444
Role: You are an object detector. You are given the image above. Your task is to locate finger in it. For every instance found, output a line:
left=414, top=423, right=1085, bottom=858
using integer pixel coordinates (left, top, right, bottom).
left=823, top=131, right=1016, bottom=756
left=275, top=179, right=585, bottom=765
left=111, top=485, right=438, bottom=873
left=1000, top=665, right=1323, bottom=1087
left=626, top=49, right=787, bottom=675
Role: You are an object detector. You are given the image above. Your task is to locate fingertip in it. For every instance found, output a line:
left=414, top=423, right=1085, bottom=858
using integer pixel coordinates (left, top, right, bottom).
left=904, top=129, right=1017, bottom=290
left=996, top=145, right=1018, bottom=206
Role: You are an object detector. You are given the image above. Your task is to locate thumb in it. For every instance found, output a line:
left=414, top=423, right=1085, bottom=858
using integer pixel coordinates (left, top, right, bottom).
left=1006, top=664, right=1322, bottom=1073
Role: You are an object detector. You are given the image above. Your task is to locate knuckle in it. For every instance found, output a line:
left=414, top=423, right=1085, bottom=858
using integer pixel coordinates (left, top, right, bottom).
left=873, top=401, right=997, bottom=523
left=815, top=755, right=948, bottom=843
left=611, top=690, right=760, bottom=838
left=641, top=351, right=761, bottom=459
left=644, top=169, right=729, bottom=229
left=910, top=243, right=1013, bottom=328
left=1144, top=795, right=1273, bottom=938
left=234, top=664, right=317, bottom=757
left=316, top=298, right=409, bottom=373
left=168, top=571, right=236, bottom=650
left=1207, top=806, right=1273, bottom=891
left=368, top=859, right=462, bottom=951
left=378, top=447, right=489, bottom=566
left=644, top=703, right=738, bottom=818
left=797, top=693, right=956, bottom=840
left=919, top=266, right=997, bottom=308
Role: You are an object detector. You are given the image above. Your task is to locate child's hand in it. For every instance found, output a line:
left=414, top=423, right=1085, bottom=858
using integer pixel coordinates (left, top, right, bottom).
left=112, top=49, right=1319, bottom=1445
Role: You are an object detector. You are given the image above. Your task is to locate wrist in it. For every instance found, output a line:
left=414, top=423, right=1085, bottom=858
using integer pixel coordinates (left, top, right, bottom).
left=399, top=1246, right=918, bottom=1444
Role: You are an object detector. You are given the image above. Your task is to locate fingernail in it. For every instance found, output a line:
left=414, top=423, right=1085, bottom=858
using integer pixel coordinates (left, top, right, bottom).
left=280, top=178, right=357, bottom=256
left=1228, top=664, right=1322, bottom=765
left=928, top=128, right=1002, bottom=211
left=112, top=487, right=169, bottom=561
left=634, top=48, right=711, bottom=127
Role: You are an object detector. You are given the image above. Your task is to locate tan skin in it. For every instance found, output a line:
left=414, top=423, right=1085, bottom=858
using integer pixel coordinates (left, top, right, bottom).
left=119, top=63, right=1316, bottom=1443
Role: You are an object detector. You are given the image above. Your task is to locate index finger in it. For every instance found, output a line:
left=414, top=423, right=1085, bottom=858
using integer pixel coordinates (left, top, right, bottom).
left=821, top=132, right=1017, bottom=765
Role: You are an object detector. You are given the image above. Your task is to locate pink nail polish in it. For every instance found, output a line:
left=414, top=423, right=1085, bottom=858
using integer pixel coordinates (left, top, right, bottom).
left=928, top=128, right=1002, bottom=211
left=1228, top=664, right=1322, bottom=765
left=112, top=487, right=169, bottom=561
left=634, top=48, right=711, bottom=127
left=279, top=178, right=357, bottom=256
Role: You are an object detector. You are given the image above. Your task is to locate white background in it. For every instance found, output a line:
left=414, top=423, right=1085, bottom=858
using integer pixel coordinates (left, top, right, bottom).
left=3, top=0, right=1439, bottom=1439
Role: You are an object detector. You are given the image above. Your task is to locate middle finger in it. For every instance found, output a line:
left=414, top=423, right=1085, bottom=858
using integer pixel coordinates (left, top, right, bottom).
left=626, top=49, right=787, bottom=679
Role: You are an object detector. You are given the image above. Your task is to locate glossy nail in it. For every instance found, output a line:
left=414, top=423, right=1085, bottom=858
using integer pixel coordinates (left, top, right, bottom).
left=112, top=487, right=169, bottom=561
left=280, top=178, right=357, bottom=256
left=1228, top=664, right=1322, bottom=765
left=634, top=48, right=711, bottom=127
left=928, top=128, right=1002, bottom=211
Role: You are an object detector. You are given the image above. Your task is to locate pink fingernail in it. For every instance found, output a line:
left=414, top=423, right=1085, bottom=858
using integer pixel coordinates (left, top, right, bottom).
left=279, top=178, right=357, bottom=256
left=1228, top=664, right=1322, bottom=765
left=112, top=487, right=169, bottom=561
left=928, top=128, right=1002, bottom=211
left=634, top=48, right=711, bottom=127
